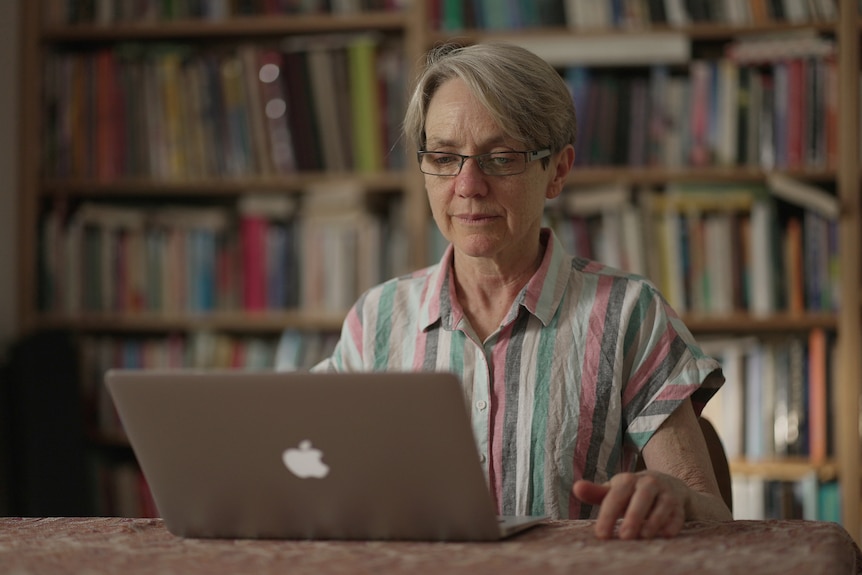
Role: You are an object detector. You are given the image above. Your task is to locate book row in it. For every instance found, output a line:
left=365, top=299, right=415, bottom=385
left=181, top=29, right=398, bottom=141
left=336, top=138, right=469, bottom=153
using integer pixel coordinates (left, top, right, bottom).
left=83, top=330, right=340, bottom=439
left=732, top=475, right=840, bottom=522
left=428, top=0, right=839, bottom=31
left=42, top=35, right=406, bottom=180
left=39, top=189, right=408, bottom=315
left=547, top=179, right=839, bottom=316
left=44, top=0, right=405, bottom=25
left=566, top=36, right=839, bottom=172
left=700, top=329, right=835, bottom=463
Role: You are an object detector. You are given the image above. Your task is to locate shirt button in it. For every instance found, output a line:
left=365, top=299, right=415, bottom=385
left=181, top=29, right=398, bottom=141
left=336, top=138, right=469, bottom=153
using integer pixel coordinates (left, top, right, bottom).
left=479, top=453, right=486, bottom=463
left=476, top=400, right=487, bottom=410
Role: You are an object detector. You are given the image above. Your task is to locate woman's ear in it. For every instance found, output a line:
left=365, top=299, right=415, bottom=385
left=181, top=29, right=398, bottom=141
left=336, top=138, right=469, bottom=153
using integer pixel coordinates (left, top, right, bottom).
left=546, top=145, right=575, bottom=200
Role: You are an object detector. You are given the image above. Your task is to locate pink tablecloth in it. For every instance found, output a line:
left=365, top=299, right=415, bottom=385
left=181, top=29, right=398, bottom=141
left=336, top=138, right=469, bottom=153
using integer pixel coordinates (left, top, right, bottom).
left=1, top=517, right=860, bottom=575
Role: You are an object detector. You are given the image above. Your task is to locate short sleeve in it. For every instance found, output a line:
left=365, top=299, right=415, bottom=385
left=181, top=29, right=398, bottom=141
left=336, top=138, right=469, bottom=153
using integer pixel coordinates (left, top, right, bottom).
left=621, top=281, right=725, bottom=450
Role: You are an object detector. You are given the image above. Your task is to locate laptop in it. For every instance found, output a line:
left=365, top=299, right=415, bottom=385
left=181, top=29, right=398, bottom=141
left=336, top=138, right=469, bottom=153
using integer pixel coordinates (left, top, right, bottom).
left=104, top=369, right=546, bottom=541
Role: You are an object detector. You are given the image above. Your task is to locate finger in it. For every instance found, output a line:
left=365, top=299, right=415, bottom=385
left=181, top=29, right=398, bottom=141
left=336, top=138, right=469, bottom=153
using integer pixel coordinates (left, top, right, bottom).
left=656, top=503, right=685, bottom=538
left=571, top=479, right=609, bottom=505
left=617, top=476, right=661, bottom=539
left=638, top=491, right=680, bottom=539
left=593, top=476, right=637, bottom=539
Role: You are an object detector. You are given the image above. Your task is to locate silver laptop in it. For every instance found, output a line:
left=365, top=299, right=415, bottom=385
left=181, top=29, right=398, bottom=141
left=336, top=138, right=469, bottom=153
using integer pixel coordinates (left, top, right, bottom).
left=104, top=369, right=546, bottom=541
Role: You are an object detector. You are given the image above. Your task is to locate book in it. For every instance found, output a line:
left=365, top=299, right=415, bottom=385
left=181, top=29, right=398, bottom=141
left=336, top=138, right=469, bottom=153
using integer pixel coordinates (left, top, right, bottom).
left=238, top=195, right=298, bottom=311
left=699, top=336, right=756, bottom=461
left=766, top=172, right=840, bottom=219
left=281, top=44, right=323, bottom=171
left=255, top=48, right=298, bottom=174
left=94, top=48, right=122, bottom=180
left=219, top=52, right=254, bottom=176
left=748, top=197, right=778, bottom=315
left=807, top=327, right=829, bottom=463
left=300, top=181, right=385, bottom=311
left=306, top=38, right=350, bottom=172
left=239, top=44, right=274, bottom=176
left=348, top=35, right=384, bottom=173
left=495, top=32, right=690, bottom=67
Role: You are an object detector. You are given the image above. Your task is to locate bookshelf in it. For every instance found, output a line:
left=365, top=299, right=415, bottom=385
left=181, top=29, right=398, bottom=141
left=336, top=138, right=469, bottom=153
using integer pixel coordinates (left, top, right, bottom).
left=13, top=0, right=862, bottom=540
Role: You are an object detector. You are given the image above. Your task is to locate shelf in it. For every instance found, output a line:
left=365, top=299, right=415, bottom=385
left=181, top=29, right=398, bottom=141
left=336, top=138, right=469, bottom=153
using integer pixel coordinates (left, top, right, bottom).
left=682, top=312, right=837, bottom=333
left=39, top=173, right=407, bottom=198
left=41, top=12, right=410, bottom=42
left=566, top=167, right=838, bottom=186
left=730, top=458, right=838, bottom=482
left=32, top=311, right=347, bottom=334
left=40, top=168, right=836, bottom=198
left=428, top=21, right=842, bottom=48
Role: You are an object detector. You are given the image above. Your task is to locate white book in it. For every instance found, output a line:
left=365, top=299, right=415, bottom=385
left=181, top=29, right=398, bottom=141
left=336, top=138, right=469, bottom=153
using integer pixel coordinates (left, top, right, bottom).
left=662, top=209, right=687, bottom=313
left=704, top=214, right=734, bottom=314
left=746, top=475, right=766, bottom=520
left=663, top=0, right=689, bottom=26
left=620, top=204, right=646, bottom=276
left=748, top=200, right=776, bottom=316
left=596, top=208, right=623, bottom=271
left=564, top=183, right=631, bottom=215
left=716, top=59, right=739, bottom=167
left=766, top=172, right=840, bottom=219
left=760, top=342, right=777, bottom=459
left=798, top=471, right=819, bottom=520
left=699, top=336, right=756, bottom=462
left=744, top=342, right=765, bottom=460
left=731, top=475, right=750, bottom=519
left=496, top=32, right=690, bottom=67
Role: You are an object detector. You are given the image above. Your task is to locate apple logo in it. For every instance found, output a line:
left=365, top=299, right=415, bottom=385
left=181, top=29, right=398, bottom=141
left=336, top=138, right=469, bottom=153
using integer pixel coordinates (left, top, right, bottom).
left=282, top=440, right=330, bottom=478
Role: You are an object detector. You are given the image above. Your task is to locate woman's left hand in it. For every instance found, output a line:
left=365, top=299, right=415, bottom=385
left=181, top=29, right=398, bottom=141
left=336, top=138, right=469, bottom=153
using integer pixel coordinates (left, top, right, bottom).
left=572, top=471, right=687, bottom=540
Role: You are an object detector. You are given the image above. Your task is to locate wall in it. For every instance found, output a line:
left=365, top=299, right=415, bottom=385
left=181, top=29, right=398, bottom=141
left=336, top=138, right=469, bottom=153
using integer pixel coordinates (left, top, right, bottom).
left=0, top=0, right=19, bottom=357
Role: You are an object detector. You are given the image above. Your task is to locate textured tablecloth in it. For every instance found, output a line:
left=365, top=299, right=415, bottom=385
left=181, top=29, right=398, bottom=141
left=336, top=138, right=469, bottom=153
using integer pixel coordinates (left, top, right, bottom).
left=1, top=517, right=860, bottom=574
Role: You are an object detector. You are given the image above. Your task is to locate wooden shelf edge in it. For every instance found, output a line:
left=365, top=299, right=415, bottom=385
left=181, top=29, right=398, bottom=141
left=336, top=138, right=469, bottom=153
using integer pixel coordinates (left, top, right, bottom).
left=428, top=20, right=847, bottom=46
left=683, top=312, right=837, bottom=333
left=730, top=458, right=838, bottom=482
left=41, top=11, right=410, bottom=42
left=40, top=172, right=408, bottom=196
left=31, top=311, right=347, bottom=334
left=38, top=168, right=837, bottom=196
left=565, top=167, right=837, bottom=186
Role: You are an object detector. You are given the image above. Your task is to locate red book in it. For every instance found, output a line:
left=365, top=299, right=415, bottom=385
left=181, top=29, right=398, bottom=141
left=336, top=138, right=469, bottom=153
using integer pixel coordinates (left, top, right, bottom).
left=240, top=215, right=267, bottom=310
left=807, top=327, right=828, bottom=463
left=94, top=49, right=121, bottom=180
left=786, top=58, right=805, bottom=169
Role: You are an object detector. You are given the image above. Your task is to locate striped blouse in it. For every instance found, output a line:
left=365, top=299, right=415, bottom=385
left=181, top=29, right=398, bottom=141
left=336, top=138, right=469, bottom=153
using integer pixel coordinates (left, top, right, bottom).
left=312, top=228, right=724, bottom=519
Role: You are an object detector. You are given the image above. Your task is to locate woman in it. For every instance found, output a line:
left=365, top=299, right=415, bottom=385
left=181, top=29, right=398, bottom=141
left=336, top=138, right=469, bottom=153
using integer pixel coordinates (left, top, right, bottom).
left=313, top=42, right=732, bottom=539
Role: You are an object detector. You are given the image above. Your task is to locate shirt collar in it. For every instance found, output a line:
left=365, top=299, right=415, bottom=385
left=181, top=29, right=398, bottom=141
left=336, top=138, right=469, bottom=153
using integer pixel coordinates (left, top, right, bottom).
left=418, top=228, right=573, bottom=332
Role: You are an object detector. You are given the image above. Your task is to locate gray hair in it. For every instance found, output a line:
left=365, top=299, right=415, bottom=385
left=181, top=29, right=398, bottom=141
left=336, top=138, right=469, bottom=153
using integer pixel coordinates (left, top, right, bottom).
left=403, top=43, right=577, bottom=156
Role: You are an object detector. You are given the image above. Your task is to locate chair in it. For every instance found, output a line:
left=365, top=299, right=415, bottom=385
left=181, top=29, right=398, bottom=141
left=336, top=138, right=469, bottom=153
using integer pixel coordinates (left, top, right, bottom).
left=634, top=416, right=732, bottom=513
left=698, top=417, right=733, bottom=513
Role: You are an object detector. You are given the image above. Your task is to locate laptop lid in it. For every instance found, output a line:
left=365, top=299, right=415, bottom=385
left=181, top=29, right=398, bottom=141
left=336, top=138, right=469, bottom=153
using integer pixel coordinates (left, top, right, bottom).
left=105, top=369, right=545, bottom=541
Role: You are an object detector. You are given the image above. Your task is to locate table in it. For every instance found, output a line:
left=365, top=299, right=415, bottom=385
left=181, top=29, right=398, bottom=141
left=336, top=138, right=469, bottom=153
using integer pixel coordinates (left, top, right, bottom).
left=1, top=517, right=860, bottom=574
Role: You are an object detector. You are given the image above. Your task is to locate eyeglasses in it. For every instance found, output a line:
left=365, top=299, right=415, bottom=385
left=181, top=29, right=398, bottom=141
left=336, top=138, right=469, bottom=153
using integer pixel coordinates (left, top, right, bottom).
left=417, top=149, right=551, bottom=177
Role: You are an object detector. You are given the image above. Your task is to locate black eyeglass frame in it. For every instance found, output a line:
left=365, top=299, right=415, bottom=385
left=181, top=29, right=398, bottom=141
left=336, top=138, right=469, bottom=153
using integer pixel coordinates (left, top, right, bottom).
left=416, top=148, right=552, bottom=176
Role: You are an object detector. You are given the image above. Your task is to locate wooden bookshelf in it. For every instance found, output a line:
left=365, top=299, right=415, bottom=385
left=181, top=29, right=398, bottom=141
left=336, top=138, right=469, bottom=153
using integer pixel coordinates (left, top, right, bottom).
left=730, top=458, right=838, bottom=483
left=15, top=0, right=862, bottom=540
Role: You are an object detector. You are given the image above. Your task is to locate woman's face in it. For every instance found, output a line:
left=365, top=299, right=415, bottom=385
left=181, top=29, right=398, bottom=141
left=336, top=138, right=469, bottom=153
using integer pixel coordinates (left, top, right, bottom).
left=422, top=78, right=570, bottom=271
